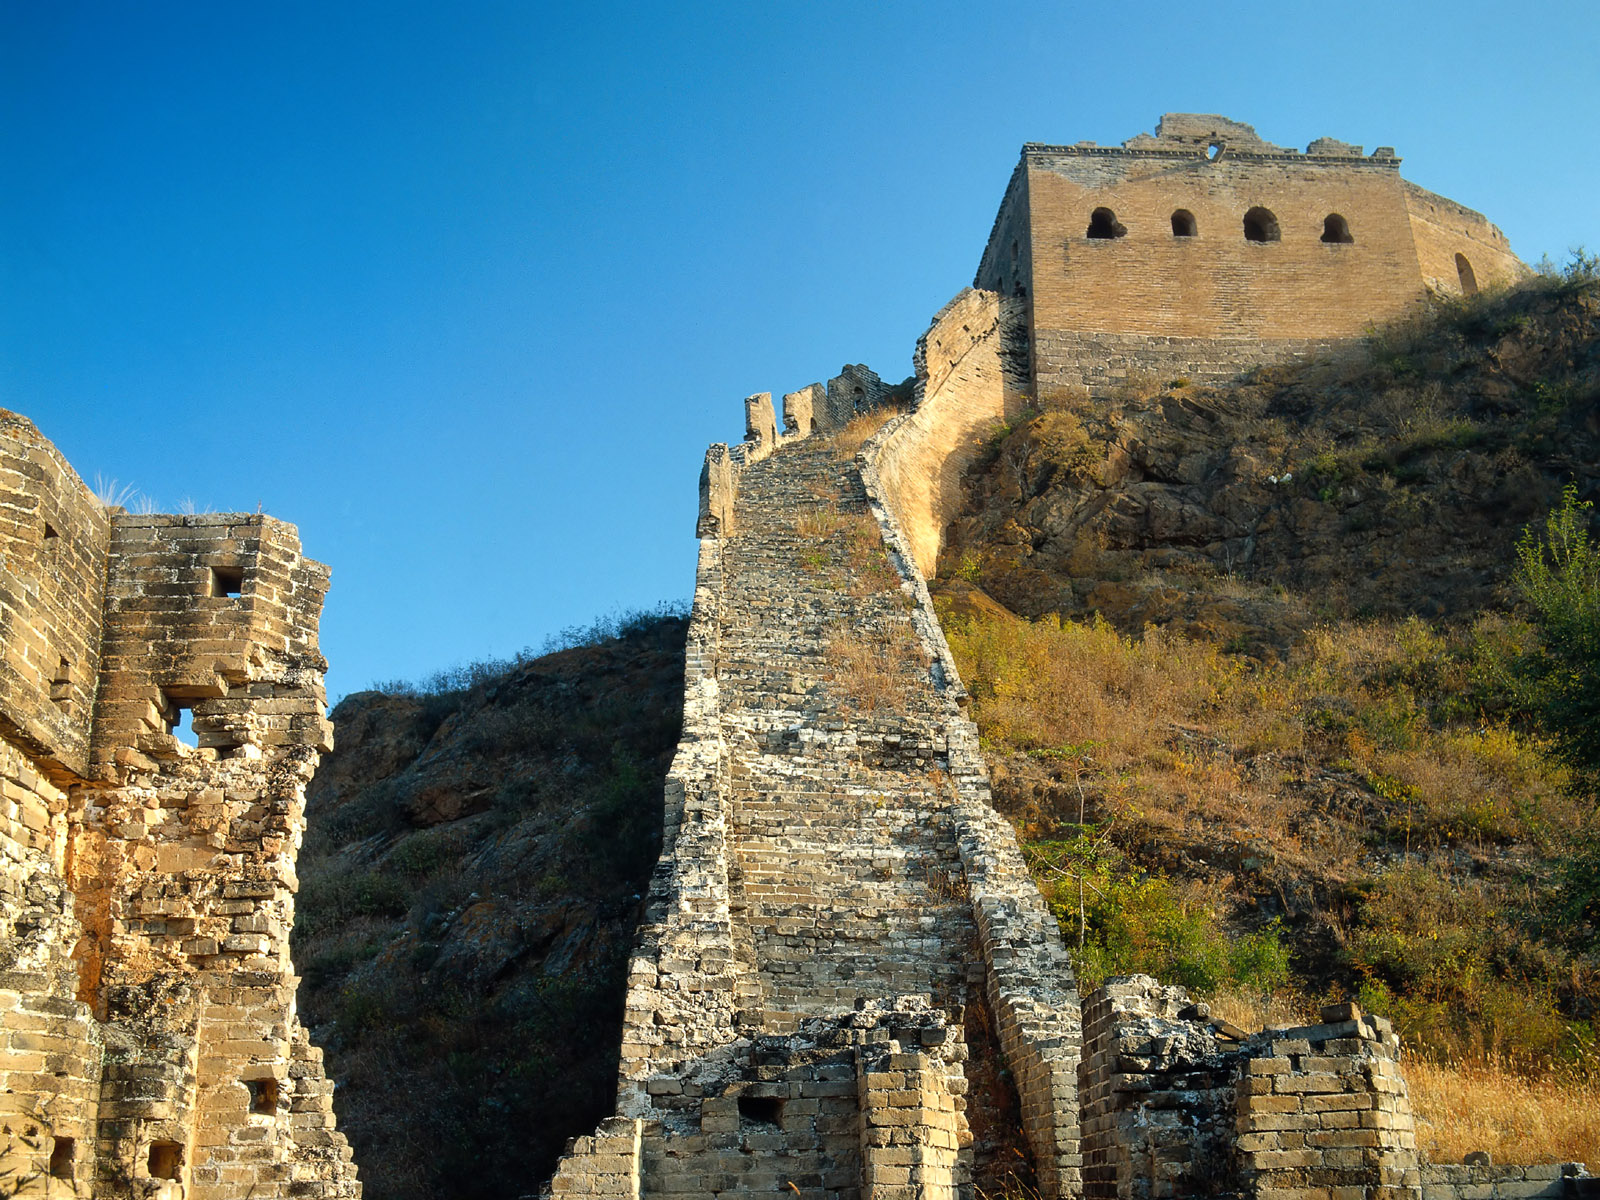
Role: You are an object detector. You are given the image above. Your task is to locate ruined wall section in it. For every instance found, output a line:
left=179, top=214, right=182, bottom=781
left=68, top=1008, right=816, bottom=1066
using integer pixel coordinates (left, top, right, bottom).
left=1078, top=978, right=1438, bottom=1200
left=871, top=290, right=1029, bottom=577
left=0, top=412, right=110, bottom=780
left=0, top=413, right=358, bottom=1199
left=71, top=513, right=354, bottom=1198
left=614, top=536, right=745, bottom=1115
left=91, top=514, right=332, bottom=780
left=1402, top=181, right=1526, bottom=296
left=0, top=738, right=104, bottom=1198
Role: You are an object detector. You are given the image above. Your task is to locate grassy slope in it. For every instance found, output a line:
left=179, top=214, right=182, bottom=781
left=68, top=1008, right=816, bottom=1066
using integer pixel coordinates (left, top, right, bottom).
left=930, top=269, right=1600, bottom=1163
left=294, top=615, right=686, bottom=1200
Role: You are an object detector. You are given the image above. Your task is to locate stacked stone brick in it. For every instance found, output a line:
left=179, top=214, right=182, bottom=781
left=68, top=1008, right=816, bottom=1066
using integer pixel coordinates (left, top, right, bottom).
left=0, top=410, right=357, bottom=1198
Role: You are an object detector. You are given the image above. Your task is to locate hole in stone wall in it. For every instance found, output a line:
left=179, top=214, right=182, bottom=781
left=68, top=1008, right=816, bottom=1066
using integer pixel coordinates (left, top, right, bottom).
left=1171, top=209, right=1197, bottom=237
left=49, top=1136, right=74, bottom=1179
left=51, top=658, right=72, bottom=710
left=247, top=1078, right=280, bottom=1114
left=1243, top=207, right=1280, bottom=242
left=161, top=691, right=199, bottom=748
left=211, top=566, right=244, bottom=598
left=148, top=1141, right=182, bottom=1180
left=1321, top=213, right=1354, bottom=244
left=1456, top=253, right=1478, bottom=295
left=737, top=1095, right=784, bottom=1127
left=1207, top=141, right=1223, bottom=160
left=43, top=522, right=59, bottom=542
left=1086, top=208, right=1126, bottom=239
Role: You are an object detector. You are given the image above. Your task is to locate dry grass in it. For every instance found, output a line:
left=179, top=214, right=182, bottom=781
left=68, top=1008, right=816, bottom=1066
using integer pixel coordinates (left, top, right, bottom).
left=831, top=405, right=904, bottom=457
left=823, top=625, right=925, bottom=715
left=1206, top=986, right=1314, bottom=1033
left=1407, top=1057, right=1600, bottom=1166
left=794, top=509, right=847, bottom=539
left=940, top=602, right=1597, bottom=1073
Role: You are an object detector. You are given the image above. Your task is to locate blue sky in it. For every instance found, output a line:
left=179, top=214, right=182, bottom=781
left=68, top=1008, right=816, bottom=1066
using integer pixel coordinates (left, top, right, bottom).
left=3, top=1, right=1597, bottom=699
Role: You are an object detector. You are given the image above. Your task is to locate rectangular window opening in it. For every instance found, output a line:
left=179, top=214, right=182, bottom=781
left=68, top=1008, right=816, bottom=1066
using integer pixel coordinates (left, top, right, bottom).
left=210, top=566, right=244, bottom=598
left=147, top=1140, right=182, bottom=1180
left=247, top=1078, right=280, bottom=1115
left=737, top=1095, right=784, bottom=1127
left=49, top=1136, right=74, bottom=1179
left=51, top=658, right=72, bottom=709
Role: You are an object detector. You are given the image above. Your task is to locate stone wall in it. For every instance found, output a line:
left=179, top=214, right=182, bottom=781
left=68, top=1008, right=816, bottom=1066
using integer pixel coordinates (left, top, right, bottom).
left=556, top=362, right=1091, bottom=1195
left=1079, top=978, right=1436, bottom=1200
left=1402, top=181, right=1525, bottom=298
left=0, top=409, right=358, bottom=1199
left=870, top=289, right=1029, bottom=576
left=1422, top=1162, right=1599, bottom=1200
left=0, top=413, right=111, bottom=779
left=1030, top=329, right=1353, bottom=397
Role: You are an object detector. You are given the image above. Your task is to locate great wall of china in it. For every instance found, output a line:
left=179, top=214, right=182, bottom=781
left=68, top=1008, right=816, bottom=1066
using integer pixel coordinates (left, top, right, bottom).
left=1, top=115, right=1591, bottom=1199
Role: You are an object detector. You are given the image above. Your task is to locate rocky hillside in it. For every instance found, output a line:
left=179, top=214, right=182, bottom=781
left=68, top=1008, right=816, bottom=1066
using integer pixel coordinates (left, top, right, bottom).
left=941, top=264, right=1600, bottom=655
left=293, top=611, right=686, bottom=1200
left=930, top=264, right=1600, bottom=1102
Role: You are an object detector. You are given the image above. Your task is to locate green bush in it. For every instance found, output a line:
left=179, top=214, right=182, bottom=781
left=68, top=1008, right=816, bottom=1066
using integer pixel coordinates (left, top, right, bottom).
left=1027, top=837, right=1289, bottom=995
left=1515, top=485, right=1600, bottom=777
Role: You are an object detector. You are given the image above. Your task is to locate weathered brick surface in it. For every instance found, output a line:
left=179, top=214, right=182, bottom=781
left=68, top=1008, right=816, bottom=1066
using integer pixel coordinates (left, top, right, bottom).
left=0, top=409, right=357, bottom=1198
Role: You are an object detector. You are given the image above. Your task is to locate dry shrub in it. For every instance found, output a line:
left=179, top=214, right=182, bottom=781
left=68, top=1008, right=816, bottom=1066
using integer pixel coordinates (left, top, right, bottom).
left=1205, top=986, right=1314, bottom=1033
left=1407, top=1057, right=1600, bottom=1166
left=831, top=405, right=903, bottom=457
left=1037, top=381, right=1090, bottom=410
left=794, top=509, right=846, bottom=540
left=841, top=512, right=901, bottom=595
left=824, top=626, right=925, bottom=715
left=944, top=610, right=1227, bottom=767
left=1109, top=369, right=1162, bottom=403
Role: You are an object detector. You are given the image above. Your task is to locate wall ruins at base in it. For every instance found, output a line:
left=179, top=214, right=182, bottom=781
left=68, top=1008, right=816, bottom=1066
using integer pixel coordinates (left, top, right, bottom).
left=0, top=410, right=358, bottom=1199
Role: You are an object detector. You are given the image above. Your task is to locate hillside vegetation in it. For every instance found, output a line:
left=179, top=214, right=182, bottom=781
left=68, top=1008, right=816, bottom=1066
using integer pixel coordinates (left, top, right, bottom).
left=293, top=610, right=686, bottom=1200
left=931, top=262, right=1600, bottom=1164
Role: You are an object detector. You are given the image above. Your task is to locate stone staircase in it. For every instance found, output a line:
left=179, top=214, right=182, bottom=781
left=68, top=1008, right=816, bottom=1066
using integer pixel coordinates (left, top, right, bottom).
left=716, top=440, right=972, bottom=1030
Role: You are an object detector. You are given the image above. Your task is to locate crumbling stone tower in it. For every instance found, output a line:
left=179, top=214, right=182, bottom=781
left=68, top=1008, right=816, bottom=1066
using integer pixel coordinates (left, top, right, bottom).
left=0, top=410, right=358, bottom=1198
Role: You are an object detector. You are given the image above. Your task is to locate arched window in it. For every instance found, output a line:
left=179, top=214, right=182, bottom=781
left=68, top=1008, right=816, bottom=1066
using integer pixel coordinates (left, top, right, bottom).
left=1321, top=214, right=1354, bottom=244
left=1087, top=208, right=1126, bottom=239
left=1171, top=209, right=1197, bottom=237
left=1243, top=207, right=1280, bottom=242
left=1456, top=253, right=1478, bottom=295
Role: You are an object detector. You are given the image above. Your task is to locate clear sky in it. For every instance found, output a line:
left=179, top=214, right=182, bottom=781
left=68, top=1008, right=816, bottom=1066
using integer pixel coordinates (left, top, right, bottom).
left=3, top=1, right=1597, bottom=700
